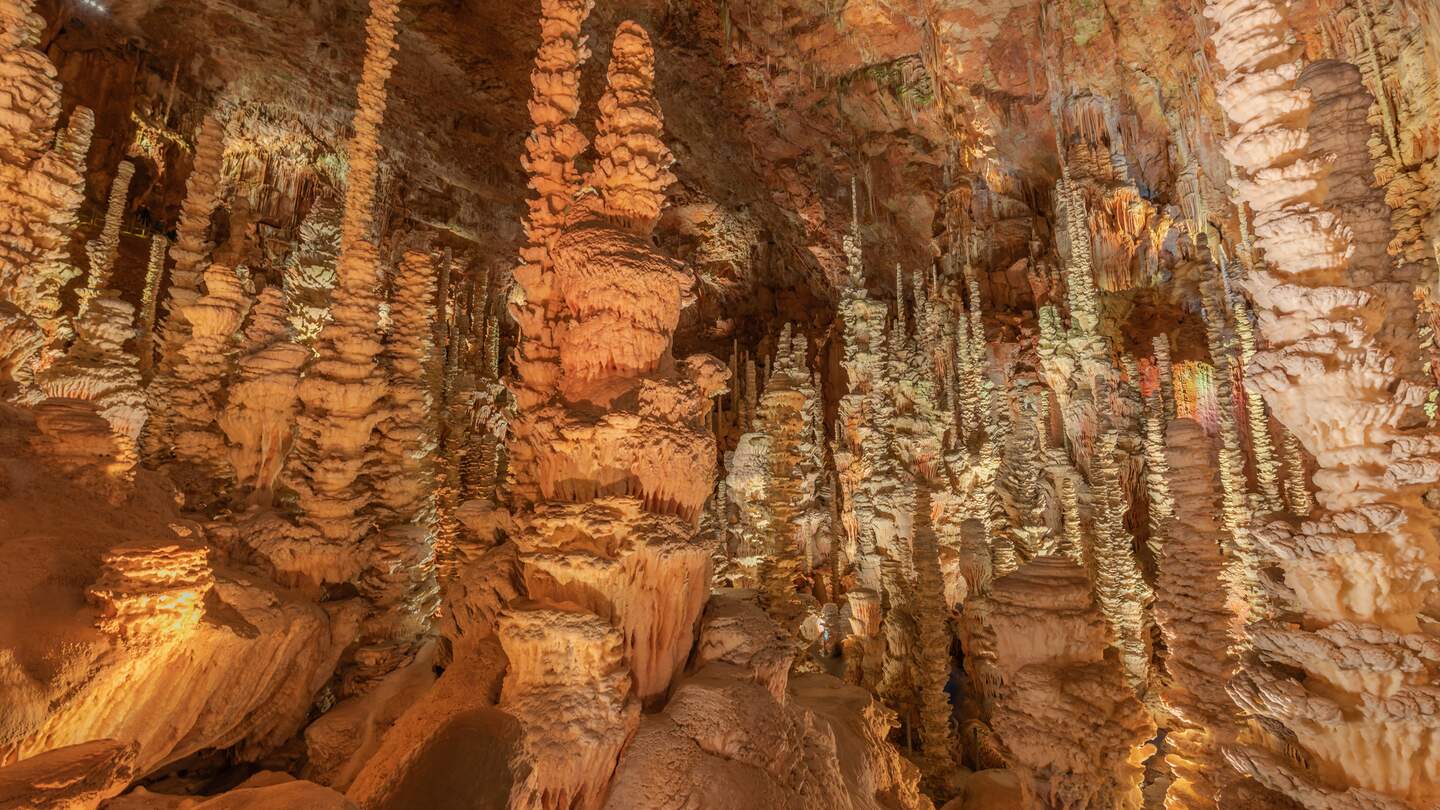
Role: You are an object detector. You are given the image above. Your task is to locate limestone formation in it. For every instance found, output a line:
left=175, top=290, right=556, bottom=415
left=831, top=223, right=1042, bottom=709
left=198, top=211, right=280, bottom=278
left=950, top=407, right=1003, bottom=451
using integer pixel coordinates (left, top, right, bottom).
left=976, top=556, right=1154, bottom=809
left=169, top=263, right=250, bottom=480
left=0, top=0, right=92, bottom=393
left=498, top=22, right=727, bottom=810
left=284, top=199, right=342, bottom=344
left=145, top=114, right=227, bottom=458
left=217, top=285, right=308, bottom=504
left=282, top=0, right=399, bottom=586
left=80, top=160, right=135, bottom=309
left=0, top=0, right=1436, bottom=807
left=1155, top=419, right=1245, bottom=809
left=1208, top=0, right=1440, bottom=803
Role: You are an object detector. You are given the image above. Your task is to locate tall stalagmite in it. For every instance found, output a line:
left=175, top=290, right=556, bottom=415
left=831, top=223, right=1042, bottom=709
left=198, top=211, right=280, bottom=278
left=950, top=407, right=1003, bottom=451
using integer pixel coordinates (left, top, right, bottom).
left=0, top=0, right=93, bottom=395
left=499, top=22, right=726, bottom=810
left=975, top=556, right=1155, bottom=808
left=1154, top=418, right=1247, bottom=809
left=1208, top=0, right=1440, bottom=804
left=361, top=246, right=442, bottom=684
left=145, top=114, right=227, bottom=458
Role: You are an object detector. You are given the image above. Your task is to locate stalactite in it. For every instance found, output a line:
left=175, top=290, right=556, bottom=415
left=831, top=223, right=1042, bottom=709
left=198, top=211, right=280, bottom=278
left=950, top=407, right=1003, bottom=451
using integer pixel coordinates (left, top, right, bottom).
left=1207, top=0, right=1440, bottom=803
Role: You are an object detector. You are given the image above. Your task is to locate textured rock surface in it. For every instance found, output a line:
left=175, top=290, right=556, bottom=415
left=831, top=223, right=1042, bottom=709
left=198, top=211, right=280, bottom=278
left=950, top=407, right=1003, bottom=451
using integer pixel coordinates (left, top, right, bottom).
left=0, top=0, right=1436, bottom=806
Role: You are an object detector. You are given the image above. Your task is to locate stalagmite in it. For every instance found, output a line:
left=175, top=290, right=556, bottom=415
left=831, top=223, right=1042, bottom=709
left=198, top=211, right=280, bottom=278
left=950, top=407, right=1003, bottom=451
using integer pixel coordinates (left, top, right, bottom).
left=745, top=325, right=813, bottom=627
left=280, top=0, right=399, bottom=589
left=507, top=0, right=595, bottom=507
left=975, top=556, right=1154, bottom=808
left=1, top=0, right=1437, bottom=804
left=1230, top=295, right=1283, bottom=514
left=0, top=0, right=92, bottom=394
left=1207, top=0, right=1440, bottom=803
left=499, top=22, right=727, bottom=810
left=35, top=294, right=147, bottom=489
left=283, top=199, right=342, bottom=344
left=1089, top=430, right=1150, bottom=687
left=360, top=246, right=442, bottom=685
left=137, top=235, right=167, bottom=380
left=1197, top=255, right=1266, bottom=623
left=169, top=262, right=250, bottom=482
left=80, top=160, right=135, bottom=312
left=145, top=114, right=227, bottom=458
left=1154, top=419, right=1246, bottom=810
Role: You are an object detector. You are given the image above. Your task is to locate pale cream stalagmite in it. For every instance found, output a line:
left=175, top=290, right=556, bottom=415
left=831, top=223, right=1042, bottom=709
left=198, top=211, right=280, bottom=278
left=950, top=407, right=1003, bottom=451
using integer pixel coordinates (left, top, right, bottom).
left=35, top=294, right=148, bottom=492
left=749, top=325, right=814, bottom=628
left=974, top=556, right=1154, bottom=808
left=1090, top=430, right=1151, bottom=688
left=279, top=0, right=399, bottom=589
left=500, top=22, right=726, bottom=810
left=1196, top=256, right=1266, bottom=624
left=1207, top=0, right=1440, bottom=804
left=145, top=114, right=227, bottom=458
left=1153, top=334, right=1176, bottom=420
left=1230, top=294, right=1284, bottom=514
left=834, top=191, right=891, bottom=691
left=1154, top=417, right=1281, bottom=810
left=33, top=160, right=149, bottom=493
left=79, top=160, right=136, bottom=314
left=832, top=190, right=931, bottom=725
left=0, top=0, right=93, bottom=395
left=217, top=285, right=308, bottom=505
left=137, top=235, right=168, bottom=380
left=360, top=247, right=441, bottom=688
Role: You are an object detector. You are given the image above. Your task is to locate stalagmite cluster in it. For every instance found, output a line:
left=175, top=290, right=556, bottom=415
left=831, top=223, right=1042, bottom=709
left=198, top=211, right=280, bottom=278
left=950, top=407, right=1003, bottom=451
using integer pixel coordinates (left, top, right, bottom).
left=1, top=0, right=1437, bottom=806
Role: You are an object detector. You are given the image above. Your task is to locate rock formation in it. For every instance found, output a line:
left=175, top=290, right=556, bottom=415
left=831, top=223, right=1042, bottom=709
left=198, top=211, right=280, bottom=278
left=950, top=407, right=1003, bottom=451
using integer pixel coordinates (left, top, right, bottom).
left=0, top=0, right=92, bottom=395
left=280, top=0, right=398, bottom=589
left=144, top=114, right=227, bottom=459
left=499, top=21, right=727, bottom=810
left=0, top=0, right=1436, bottom=806
left=217, top=285, right=308, bottom=504
left=973, top=556, right=1154, bottom=809
left=1208, top=0, right=1440, bottom=804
